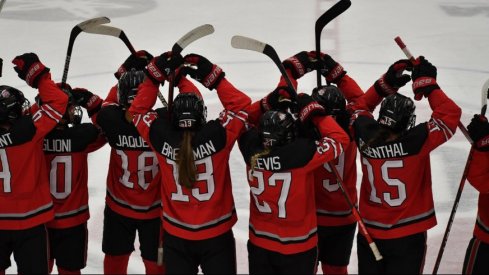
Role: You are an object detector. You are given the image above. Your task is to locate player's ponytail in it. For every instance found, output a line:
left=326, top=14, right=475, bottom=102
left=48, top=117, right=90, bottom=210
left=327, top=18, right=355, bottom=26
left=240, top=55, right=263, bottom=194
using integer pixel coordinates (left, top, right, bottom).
left=177, top=130, right=196, bottom=188
left=250, top=147, right=270, bottom=171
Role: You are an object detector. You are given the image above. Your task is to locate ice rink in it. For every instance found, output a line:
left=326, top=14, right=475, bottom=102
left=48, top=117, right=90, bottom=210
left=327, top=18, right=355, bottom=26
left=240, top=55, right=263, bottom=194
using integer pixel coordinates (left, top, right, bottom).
left=2, top=0, right=489, bottom=273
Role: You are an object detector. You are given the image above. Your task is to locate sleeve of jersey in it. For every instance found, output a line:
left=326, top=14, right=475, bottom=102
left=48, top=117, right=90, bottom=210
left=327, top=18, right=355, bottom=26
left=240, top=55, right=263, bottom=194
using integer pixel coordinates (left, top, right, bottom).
left=467, top=150, right=489, bottom=193
left=421, top=89, right=462, bottom=153
left=177, top=76, right=199, bottom=93
left=307, top=115, right=350, bottom=170
left=245, top=101, right=263, bottom=127
left=337, top=74, right=365, bottom=103
left=215, top=78, right=251, bottom=113
left=33, top=74, right=69, bottom=137
left=348, top=84, right=379, bottom=138
left=129, top=78, right=160, bottom=143
left=103, top=84, right=119, bottom=107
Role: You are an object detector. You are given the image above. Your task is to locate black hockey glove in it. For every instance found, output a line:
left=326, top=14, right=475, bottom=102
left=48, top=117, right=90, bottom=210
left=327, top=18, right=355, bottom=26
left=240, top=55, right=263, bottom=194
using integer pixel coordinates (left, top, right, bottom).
left=468, top=114, right=489, bottom=151
left=282, top=51, right=317, bottom=80
left=71, top=87, right=102, bottom=116
left=374, top=59, right=412, bottom=97
left=261, top=86, right=295, bottom=112
left=297, top=93, right=326, bottom=123
left=12, top=53, right=50, bottom=88
left=115, top=50, right=154, bottom=80
left=411, top=56, right=439, bottom=101
left=318, top=53, right=346, bottom=84
left=183, top=54, right=225, bottom=90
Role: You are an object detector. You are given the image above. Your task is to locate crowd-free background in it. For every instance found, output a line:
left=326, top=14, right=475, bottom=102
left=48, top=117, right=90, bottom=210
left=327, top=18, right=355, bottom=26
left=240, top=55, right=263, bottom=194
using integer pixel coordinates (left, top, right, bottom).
left=1, top=0, right=489, bottom=273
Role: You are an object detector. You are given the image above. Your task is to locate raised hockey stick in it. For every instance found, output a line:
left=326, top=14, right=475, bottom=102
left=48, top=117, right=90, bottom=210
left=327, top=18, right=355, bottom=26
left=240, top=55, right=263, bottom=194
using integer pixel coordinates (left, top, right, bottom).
left=0, top=0, right=6, bottom=14
left=61, top=17, right=111, bottom=86
left=394, top=36, right=473, bottom=144
left=231, top=35, right=383, bottom=261
left=81, top=24, right=169, bottom=107
left=0, top=0, right=5, bottom=77
left=168, top=24, right=215, bottom=112
left=231, top=35, right=297, bottom=95
left=315, top=0, right=351, bottom=87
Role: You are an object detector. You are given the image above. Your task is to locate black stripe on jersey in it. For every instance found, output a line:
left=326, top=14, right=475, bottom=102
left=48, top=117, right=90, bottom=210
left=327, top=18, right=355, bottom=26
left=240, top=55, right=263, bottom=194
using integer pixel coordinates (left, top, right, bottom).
left=0, top=204, right=53, bottom=220
left=163, top=208, right=237, bottom=232
left=53, top=207, right=89, bottom=220
left=249, top=224, right=317, bottom=245
left=106, top=191, right=161, bottom=213
left=364, top=210, right=435, bottom=231
left=316, top=209, right=353, bottom=218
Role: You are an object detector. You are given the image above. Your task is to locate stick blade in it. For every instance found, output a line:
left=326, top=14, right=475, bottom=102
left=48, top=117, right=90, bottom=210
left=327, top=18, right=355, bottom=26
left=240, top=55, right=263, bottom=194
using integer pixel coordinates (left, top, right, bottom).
left=77, top=16, right=110, bottom=30
left=82, top=24, right=122, bottom=37
left=481, top=78, right=489, bottom=115
left=172, top=24, right=215, bottom=53
left=231, top=35, right=266, bottom=53
left=315, top=0, right=351, bottom=36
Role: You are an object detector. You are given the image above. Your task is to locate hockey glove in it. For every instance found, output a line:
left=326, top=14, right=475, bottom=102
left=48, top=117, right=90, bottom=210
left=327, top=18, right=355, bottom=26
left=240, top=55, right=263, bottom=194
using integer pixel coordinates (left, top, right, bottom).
left=115, top=50, right=153, bottom=80
left=261, top=86, right=295, bottom=112
left=183, top=54, right=225, bottom=90
left=468, top=114, right=489, bottom=151
left=71, top=87, right=102, bottom=117
left=145, top=51, right=184, bottom=84
left=12, top=53, right=50, bottom=88
left=282, top=51, right=317, bottom=79
left=318, top=53, right=346, bottom=84
left=411, top=56, right=439, bottom=101
left=297, top=93, right=326, bottom=123
left=374, top=59, right=412, bottom=97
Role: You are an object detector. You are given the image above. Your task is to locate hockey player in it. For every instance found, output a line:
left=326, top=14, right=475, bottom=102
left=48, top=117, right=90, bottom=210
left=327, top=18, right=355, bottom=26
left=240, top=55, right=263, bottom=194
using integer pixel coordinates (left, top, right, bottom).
left=238, top=84, right=350, bottom=274
left=462, top=114, right=489, bottom=274
left=37, top=83, right=106, bottom=275
left=0, top=53, right=68, bottom=274
left=349, top=56, right=461, bottom=273
left=281, top=51, right=363, bottom=274
left=128, top=51, right=250, bottom=274
left=94, top=68, right=164, bottom=275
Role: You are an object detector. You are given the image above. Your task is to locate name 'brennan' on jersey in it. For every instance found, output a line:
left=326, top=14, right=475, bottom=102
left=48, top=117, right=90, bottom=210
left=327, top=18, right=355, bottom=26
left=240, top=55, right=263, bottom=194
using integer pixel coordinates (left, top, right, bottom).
left=160, top=140, right=217, bottom=160
left=358, top=138, right=409, bottom=159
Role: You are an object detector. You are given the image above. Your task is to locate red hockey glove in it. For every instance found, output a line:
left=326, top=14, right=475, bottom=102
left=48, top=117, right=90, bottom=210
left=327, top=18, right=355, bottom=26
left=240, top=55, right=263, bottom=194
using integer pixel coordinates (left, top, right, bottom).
left=318, top=53, right=346, bottom=84
left=282, top=51, right=317, bottom=79
left=145, top=51, right=184, bottom=84
left=297, top=93, right=326, bottom=123
left=468, top=114, right=489, bottom=151
left=261, top=86, right=295, bottom=112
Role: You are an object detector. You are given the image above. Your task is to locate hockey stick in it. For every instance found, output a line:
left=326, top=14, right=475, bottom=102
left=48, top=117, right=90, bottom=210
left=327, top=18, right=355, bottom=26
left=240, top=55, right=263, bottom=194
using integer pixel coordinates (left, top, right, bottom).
left=0, top=0, right=5, bottom=14
left=315, top=0, right=351, bottom=87
left=394, top=36, right=473, bottom=144
left=81, top=24, right=169, bottom=107
left=231, top=35, right=297, bottom=95
left=0, top=0, right=5, bottom=77
left=168, top=24, right=215, bottom=113
left=231, top=34, right=383, bottom=261
left=61, top=17, right=111, bottom=86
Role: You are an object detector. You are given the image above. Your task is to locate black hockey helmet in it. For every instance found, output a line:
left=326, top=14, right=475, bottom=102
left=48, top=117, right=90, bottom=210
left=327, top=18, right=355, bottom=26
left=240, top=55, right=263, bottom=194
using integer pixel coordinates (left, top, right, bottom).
left=311, top=85, right=346, bottom=116
left=36, top=83, right=83, bottom=126
left=172, top=92, right=207, bottom=130
left=0, top=85, right=30, bottom=123
left=259, top=110, right=296, bottom=148
left=378, top=93, right=416, bottom=132
left=117, top=69, right=145, bottom=109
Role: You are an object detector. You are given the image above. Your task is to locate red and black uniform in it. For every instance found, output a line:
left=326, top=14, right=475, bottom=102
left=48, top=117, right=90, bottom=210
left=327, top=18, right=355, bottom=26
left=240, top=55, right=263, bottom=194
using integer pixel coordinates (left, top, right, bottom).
left=94, top=87, right=162, bottom=274
left=463, top=149, right=489, bottom=274
left=0, top=74, right=68, bottom=274
left=313, top=75, right=363, bottom=273
left=238, top=100, right=350, bottom=274
left=130, top=76, right=250, bottom=274
left=350, top=85, right=461, bottom=273
left=41, top=119, right=105, bottom=272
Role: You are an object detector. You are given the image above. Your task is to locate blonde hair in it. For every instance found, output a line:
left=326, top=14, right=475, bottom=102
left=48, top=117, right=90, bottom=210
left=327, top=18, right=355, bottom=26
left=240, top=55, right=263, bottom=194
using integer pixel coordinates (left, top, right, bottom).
left=176, top=131, right=197, bottom=189
left=250, top=147, right=270, bottom=171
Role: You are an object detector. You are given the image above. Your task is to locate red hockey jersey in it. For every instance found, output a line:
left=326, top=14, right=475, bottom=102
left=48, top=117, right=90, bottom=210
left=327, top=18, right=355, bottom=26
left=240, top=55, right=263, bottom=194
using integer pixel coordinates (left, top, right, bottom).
left=238, top=102, right=350, bottom=254
left=42, top=122, right=105, bottom=228
left=315, top=75, right=363, bottom=227
left=467, top=149, right=489, bottom=243
left=94, top=90, right=162, bottom=220
left=0, top=74, right=68, bottom=230
left=130, top=77, right=251, bottom=240
left=350, top=86, right=461, bottom=239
